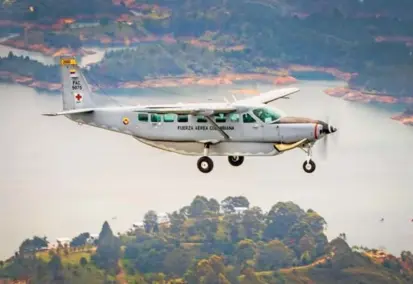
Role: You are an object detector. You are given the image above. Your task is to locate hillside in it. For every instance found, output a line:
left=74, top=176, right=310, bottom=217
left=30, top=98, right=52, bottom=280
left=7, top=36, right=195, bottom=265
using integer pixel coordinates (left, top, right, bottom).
left=1, top=195, right=413, bottom=284
left=1, top=0, right=413, bottom=98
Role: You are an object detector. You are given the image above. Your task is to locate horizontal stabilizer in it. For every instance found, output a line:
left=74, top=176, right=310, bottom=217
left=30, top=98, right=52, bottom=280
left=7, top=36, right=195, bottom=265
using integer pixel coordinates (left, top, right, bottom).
left=42, top=108, right=95, bottom=116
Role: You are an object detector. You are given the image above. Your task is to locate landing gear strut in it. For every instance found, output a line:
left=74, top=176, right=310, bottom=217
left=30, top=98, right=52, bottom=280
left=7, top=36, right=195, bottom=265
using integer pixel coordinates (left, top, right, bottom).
left=228, top=155, right=244, bottom=167
left=301, top=144, right=316, bottom=173
left=197, top=143, right=214, bottom=173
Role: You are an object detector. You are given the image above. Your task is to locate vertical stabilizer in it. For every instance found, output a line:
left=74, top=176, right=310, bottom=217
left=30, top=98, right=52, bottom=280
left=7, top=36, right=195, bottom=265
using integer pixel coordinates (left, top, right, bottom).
left=60, top=56, right=95, bottom=110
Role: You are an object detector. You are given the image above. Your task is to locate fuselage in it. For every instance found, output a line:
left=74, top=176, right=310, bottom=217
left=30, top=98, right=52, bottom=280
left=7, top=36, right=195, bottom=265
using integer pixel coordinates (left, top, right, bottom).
left=54, top=56, right=337, bottom=173
left=66, top=103, right=325, bottom=156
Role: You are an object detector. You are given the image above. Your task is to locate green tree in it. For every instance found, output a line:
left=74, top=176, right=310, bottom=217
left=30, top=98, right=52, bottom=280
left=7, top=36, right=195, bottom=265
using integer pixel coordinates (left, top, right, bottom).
left=303, top=209, right=327, bottom=234
left=91, top=221, right=121, bottom=274
left=163, top=248, right=195, bottom=277
left=80, top=257, right=88, bottom=268
left=189, top=195, right=210, bottom=217
left=168, top=211, right=186, bottom=236
left=221, top=196, right=250, bottom=213
left=48, top=254, right=63, bottom=281
left=196, top=218, right=219, bottom=241
left=263, top=202, right=305, bottom=240
left=19, top=236, right=48, bottom=253
left=70, top=232, right=90, bottom=247
left=240, top=267, right=265, bottom=284
left=235, top=239, right=256, bottom=265
left=224, top=214, right=242, bottom=243
left=242, top=207, right=265, bottom=240
left=208, top=198, right=221, bottom=213
left=255, top=240, right=294, bottom=271
left=300, top=251, right=311, bottom=265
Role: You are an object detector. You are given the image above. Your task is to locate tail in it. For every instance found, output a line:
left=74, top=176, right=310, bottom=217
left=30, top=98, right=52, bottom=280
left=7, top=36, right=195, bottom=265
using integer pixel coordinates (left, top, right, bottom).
left=60, top=56, right=95, bottom=110
left=42, top=56, right=117, bottom=117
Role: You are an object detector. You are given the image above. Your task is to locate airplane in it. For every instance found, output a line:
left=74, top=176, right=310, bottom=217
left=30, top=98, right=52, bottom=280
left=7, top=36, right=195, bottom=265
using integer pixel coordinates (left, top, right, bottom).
left=43, top=56, right=338, bottom=174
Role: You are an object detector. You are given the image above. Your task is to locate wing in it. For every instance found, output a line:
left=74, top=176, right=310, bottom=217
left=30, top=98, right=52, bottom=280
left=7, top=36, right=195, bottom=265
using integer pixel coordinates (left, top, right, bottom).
left=237, top=87, right=300, bottom=105
left=132, top=105, right=237, bottom=116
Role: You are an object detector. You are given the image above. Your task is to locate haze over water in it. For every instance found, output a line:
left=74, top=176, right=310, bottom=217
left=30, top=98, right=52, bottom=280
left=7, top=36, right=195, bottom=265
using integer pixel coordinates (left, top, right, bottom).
left=1, top=80, right=413, bottom=259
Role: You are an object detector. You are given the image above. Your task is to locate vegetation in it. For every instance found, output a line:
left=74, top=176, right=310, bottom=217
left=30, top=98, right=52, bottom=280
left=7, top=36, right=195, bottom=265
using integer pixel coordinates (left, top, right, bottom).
left=2, top=0, right=413, bottom=97
left=0, top=0, right=127, bottom=22
left=1, top=195, right=413, bottom=283
left=0, top=52, right=59, bottom=83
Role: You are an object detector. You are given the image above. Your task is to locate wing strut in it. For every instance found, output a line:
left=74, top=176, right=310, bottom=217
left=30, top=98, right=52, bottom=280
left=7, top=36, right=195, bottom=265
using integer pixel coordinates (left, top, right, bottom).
left=205, top=116, right=230, bottom=140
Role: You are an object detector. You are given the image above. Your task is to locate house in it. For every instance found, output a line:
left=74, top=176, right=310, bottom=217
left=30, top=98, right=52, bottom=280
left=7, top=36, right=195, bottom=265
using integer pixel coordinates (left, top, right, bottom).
left=233, top=207, right=248, bottom=215
left=69, top=21, right=100, bottom=29
left=157, top=212, right=170, bottom=225
left=133, top=221, right=144, bottom=228
left=56, top=238, right=71, bottom=247
left=87, top=234, right=99, bottom=245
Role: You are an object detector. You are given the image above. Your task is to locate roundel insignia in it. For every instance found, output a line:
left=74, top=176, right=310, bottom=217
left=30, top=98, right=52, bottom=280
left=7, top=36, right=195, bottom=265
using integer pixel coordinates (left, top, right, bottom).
left=122, top=117, right=129, bottom=125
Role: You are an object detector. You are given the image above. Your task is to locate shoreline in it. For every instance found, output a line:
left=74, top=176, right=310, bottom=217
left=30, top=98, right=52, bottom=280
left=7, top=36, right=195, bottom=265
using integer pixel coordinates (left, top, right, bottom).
left=1, top=69, right=412, bottom=126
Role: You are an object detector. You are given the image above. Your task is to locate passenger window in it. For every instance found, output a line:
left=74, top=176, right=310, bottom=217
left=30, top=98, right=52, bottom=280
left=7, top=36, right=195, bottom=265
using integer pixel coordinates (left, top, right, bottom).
left=197, top=116, right=207, bottom=123
left=243, top=113, right=256, bottom=123
left=229, top=113, right=240, bottom=122
left=215, top=113, right=226, bottom=123
left=151, top=114, right=162, bottom=122
left=163, top=113, right=176, bottom=123
left=138, top=113, right=148, bottom=122
left=177, top=114, right=188, bottom=123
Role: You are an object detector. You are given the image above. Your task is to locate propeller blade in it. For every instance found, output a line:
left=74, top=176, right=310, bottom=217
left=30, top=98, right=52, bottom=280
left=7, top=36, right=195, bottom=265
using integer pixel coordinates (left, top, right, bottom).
left=318, top=135, right=328, bottom=160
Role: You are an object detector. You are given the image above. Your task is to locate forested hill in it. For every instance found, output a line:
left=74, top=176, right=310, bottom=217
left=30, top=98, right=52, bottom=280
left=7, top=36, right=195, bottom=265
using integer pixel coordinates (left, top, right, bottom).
left=1, top=0, right=413, bottom=96
left=1, top=195, right=413, bottom=284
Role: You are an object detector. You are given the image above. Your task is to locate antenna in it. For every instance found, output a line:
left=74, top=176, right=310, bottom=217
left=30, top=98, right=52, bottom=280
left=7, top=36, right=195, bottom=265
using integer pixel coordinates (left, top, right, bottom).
left=232, top=94, right=237, bottom=102
left=224, top=97, right=229, bottom=103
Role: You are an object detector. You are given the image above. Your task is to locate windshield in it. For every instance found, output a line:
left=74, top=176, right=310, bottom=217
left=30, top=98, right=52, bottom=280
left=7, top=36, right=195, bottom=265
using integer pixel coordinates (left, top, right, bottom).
left=252, top=107, right=282, bottom=123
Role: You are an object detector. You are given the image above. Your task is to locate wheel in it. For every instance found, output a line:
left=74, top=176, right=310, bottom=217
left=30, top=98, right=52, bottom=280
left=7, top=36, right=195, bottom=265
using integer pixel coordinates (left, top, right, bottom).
left=302, top=159, right=316, bottom=173
left=197, top=156, right=214, bottom=173
left=228, top=155, right=244, bottom=167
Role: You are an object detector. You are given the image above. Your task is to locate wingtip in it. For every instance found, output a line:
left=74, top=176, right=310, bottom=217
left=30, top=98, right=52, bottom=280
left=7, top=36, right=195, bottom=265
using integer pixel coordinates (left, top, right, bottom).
left=42, top=113, right=57, bottom=116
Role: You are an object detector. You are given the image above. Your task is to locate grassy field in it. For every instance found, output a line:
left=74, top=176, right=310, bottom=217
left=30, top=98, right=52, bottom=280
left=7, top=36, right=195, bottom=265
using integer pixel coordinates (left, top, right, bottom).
left=36, top=247, right=95, bottom=264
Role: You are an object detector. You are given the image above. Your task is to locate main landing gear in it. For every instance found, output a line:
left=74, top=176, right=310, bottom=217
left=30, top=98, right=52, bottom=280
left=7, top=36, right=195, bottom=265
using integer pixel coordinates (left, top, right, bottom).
left=228, top=155, right=244, bottom=167
left=197, top=144, right=214, bottom=173
left=301, top=144, right=316, bottom=174
left=196, top=143, right=245, bottom=173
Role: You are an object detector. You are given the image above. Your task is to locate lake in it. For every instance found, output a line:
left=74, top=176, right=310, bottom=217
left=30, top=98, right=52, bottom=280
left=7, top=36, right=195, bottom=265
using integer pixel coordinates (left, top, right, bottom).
left=1, top=80, right=413, bottom=260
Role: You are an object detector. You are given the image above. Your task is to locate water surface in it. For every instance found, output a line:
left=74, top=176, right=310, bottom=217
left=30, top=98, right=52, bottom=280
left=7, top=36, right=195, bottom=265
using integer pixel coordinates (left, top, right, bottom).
left=1, top=81, right=412, bottom=259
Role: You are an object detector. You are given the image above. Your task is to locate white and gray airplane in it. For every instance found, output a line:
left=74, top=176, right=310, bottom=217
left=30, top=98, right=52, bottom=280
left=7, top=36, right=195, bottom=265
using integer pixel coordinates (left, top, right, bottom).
left=43, top=57, right=337, bottom=174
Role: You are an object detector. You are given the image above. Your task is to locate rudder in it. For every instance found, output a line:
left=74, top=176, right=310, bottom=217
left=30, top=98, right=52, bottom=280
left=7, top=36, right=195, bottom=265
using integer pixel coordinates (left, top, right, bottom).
left=60, top=56, right=95, bottom=110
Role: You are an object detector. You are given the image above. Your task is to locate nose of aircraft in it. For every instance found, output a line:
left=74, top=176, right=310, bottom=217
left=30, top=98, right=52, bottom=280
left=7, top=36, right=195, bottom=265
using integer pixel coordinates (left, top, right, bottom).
left=320, top=122, right=338, bottom=134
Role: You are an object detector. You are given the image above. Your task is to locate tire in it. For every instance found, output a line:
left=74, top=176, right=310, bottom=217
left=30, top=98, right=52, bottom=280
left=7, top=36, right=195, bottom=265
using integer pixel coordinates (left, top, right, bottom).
left=303, top=160, right=316, bottom=173
left=197, top=156, right=214, bottom=173
left=228, top=156, right=244, bottom=167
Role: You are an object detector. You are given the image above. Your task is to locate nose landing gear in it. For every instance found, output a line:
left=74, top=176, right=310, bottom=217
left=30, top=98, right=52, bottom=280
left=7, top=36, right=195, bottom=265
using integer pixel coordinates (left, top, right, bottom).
left=303, top=159, right=316, bottom=173
left=301, top=144, right=316, bottom=173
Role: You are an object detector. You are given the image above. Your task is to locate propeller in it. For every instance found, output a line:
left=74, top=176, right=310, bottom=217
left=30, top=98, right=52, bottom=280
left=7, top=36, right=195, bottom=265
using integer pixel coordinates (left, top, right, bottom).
left=317, top=116, right=339, bottom=160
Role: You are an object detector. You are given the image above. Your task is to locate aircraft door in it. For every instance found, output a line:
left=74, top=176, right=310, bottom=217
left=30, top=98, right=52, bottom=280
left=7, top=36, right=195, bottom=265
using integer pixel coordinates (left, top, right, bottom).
left=148, top=113, right=164, bottom=138
left=241, top=113, right=264, bottom=141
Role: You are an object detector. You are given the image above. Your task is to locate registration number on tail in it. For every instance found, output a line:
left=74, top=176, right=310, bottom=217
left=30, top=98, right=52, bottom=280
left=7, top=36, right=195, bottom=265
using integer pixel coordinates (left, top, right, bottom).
left=60, top=58, right=77, bottom=66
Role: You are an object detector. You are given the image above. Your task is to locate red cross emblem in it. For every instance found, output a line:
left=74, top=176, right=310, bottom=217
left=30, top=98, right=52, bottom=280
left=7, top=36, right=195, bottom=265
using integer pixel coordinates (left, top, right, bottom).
left=75, top=94, right=82, bottom=102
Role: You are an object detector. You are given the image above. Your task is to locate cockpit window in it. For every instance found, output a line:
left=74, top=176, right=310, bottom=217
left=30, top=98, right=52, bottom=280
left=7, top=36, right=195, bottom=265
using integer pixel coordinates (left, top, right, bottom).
left=252, top=108, right=281, bottom=123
